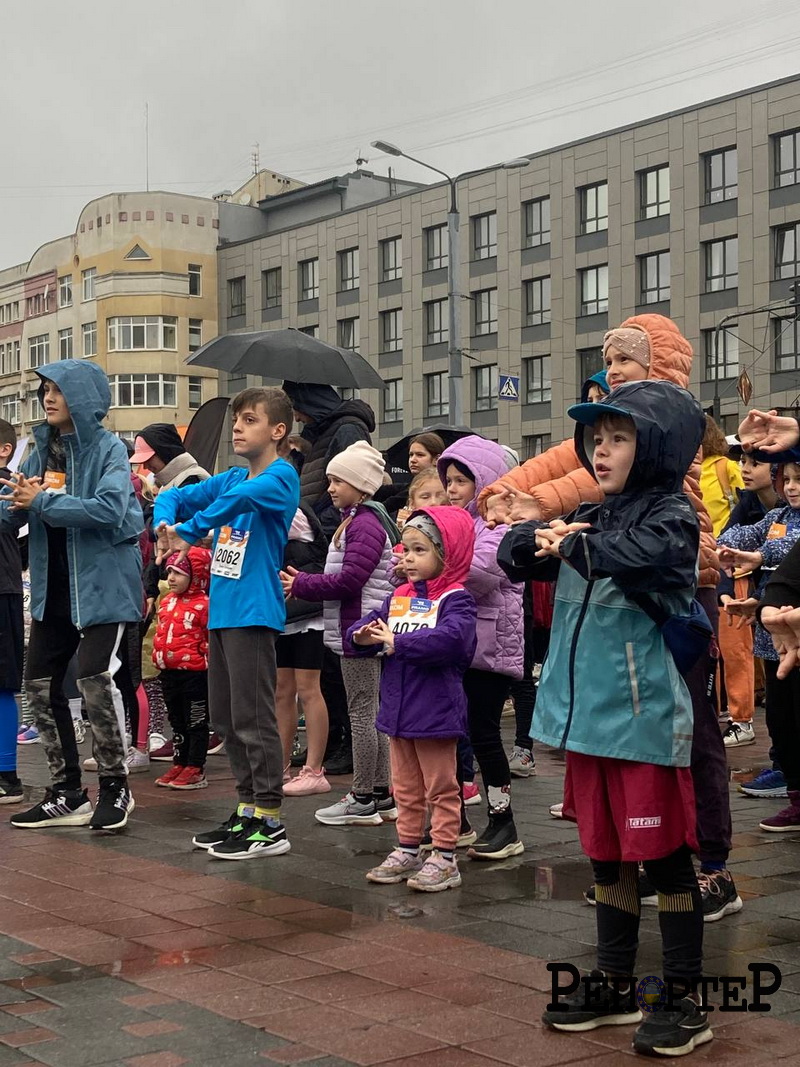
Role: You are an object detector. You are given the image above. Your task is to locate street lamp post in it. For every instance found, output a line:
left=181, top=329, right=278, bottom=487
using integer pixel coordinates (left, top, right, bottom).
left=371, top=140, right=528, bottom=426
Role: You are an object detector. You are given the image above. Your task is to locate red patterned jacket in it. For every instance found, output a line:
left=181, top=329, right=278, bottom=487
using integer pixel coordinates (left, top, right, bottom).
left=152, top=547, right=210, bottom=672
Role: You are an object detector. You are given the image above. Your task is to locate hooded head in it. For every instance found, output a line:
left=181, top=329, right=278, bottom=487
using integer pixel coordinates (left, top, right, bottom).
left=604, top=314, right=693, bottom=390
left=130, top=424, right=187, bottom=467
left=581, top=369, right=610, bottom=402
left=569, top=380, right=705, bottom=495
left=35, top=360, right=111, bottom=447
left=281, top=381, right=342, bottom=423
left=437, top=435, right=509, bottom=515
left=401, top=505, right=474, bottom=599
left=165, top=546, right=211, bottom=596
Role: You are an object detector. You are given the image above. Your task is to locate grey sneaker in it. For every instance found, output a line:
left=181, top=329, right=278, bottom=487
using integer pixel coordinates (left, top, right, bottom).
left=722, top=720, right=755, bottom=747
left=314, top=792, right=383, bottom=826
left=509, top=745, right=535, bottom=777
left=366, top=848, right=425, bottom=884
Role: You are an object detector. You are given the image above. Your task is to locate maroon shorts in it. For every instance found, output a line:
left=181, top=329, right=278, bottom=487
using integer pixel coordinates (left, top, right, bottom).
left=563, top=751, right=698, bottom=862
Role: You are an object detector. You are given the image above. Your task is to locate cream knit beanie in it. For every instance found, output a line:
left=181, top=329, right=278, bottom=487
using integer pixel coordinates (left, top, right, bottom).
left=326, top=441, right=385, bottom=496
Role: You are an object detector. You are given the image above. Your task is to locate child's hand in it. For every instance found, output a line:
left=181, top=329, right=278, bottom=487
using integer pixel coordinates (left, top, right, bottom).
left=155, top=523, right=192, bottom=565
left=720, top=594, right=759, bottom=628
left=718, top=547, right=763, bottom=574
left=484, top=489, right=513, bottom=529
left=279, top=566, right=298, bottom=599
left=0, top=473, right=43, bottom=511
left=392, top=549, right=406, bottom=579
left=507, top=490, right=542, bottom=524
left=396, top=507, right=411, bottom=529
left=738, top=409, right=800, bottom=453
left=535, top=519, right=591, bottom=558
left=351, top=618, right=395, bottom=652
left=762, top=605, right=800, bottom=678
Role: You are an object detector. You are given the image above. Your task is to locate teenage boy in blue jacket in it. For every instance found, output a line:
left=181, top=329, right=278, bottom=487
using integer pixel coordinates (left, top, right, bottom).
left=154, top=387, right=299, bottom=860
left=499, top=380, right=712, bottom=1058
left=0, top=361, right=143, bottom=831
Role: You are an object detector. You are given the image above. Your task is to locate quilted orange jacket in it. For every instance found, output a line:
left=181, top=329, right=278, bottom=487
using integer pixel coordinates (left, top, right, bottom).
left=478, top=313, right=719, bottom=587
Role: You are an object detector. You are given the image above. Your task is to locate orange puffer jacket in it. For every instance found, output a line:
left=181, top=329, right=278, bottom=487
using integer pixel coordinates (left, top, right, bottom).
left=478, top=313, right=719, bottom=587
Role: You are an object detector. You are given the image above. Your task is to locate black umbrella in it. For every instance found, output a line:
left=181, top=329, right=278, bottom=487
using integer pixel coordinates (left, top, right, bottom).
left=384, top=425, right=483, bottom=484
left=186, top=328, right=385, bottom=390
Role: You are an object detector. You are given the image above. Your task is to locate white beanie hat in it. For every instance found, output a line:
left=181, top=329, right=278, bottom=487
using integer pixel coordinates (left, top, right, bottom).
left=326, top=441, right=385, bottom=496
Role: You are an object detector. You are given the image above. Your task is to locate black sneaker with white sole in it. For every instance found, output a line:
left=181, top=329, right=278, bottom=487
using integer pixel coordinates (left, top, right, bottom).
left=0, top=771, right=23, bottom=805
left=698, top=869, right=743, bottom=923
left=467, top=811, right=524, bottom=860
left=208, top=816, right=291, bottom=860
left=542, top=969, right=642, bottom=1031
left=11, top=787, right=93, bottom=828
left=192, top=810, right=244, bottom=850
left=632, top=997, right=712, bottom=1056
left=90, top=778, right=134, bottom=830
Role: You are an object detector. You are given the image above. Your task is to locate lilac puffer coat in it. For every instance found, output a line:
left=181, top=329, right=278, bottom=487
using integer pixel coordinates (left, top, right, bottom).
left=438, top=436, right=523, bottom=678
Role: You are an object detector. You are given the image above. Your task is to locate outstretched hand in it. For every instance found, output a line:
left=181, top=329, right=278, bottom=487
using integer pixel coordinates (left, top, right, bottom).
left=717, top=547, right=763, bottom=575
left=738, top=409, right=800, bottom=454
left=279, top=566, right=299, bottom=599
left=761, top=605, right=800, bottom=679
left=351, top=617, right=395, bottom=652
left=155, top=523, right=192, bottom=566
left=534, top=519, right=591, bottom=559
left=720, top=594, right=759, bottom=629
left=0, top=473, right=43, bottom=511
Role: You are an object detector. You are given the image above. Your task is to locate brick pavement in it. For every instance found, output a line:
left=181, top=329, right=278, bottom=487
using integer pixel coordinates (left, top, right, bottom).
left=0, top=721, right=798, bottom=1066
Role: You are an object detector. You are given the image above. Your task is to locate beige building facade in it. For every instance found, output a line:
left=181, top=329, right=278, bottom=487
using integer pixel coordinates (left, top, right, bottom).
left=217, top=75, right=800, bottom=456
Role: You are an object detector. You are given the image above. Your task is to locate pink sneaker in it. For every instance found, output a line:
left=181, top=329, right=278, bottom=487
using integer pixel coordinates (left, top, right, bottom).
left=283, top=766, right=332, bottom=796
left=462, top=782, right=481, bottom=806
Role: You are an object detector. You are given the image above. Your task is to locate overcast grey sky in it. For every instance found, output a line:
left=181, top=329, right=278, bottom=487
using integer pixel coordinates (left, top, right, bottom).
left=3, top=0, right=800, bottom=267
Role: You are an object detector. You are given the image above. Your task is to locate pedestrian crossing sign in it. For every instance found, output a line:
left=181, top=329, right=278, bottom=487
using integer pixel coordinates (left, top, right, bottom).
left=499, top=375, right=520, bottom=401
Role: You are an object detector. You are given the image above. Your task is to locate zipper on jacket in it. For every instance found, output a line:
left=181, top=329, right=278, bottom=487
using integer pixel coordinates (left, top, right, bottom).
left=560, top=578, right=595, bottom=750
left=625, top=642, right=641, bottom=716
left=67, top=439, right=81, bottom=629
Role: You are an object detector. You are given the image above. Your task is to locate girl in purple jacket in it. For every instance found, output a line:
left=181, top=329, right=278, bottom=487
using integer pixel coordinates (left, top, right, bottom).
left=438, top=436, right=525, bottom=861
left=349, top=506, right=477, bottom=891
left=281, top=442, right=395, bottom=828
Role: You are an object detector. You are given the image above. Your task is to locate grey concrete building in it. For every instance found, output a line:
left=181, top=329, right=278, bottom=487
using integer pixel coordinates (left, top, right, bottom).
left=217, top=75, right=800, bottom=457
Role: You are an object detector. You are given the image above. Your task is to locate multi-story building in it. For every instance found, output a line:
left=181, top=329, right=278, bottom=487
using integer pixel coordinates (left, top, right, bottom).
left=217, top=74, right=800, bottom=457
left=0, top=169, right=302, bottom=442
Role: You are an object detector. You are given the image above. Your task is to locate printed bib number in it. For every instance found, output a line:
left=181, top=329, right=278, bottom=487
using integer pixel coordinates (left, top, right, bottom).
left=43, top=471, right=66, bottom=494
left=210, top=526, right=250, bottom=579
left=388, top=596, right=441, bottom=634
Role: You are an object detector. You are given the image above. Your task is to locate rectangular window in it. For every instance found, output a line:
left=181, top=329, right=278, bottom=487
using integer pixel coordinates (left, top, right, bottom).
left=523, top=355, right=552, bottom=404
left=82, top=321, right=97, bottom=357
left=380, top=308, right=402, bottom=352
left=702, top=328, right=739, bottom=381
left=704, top=148, right=738, bottom=203
left=472, top=212, right=497, bottom=259
left=58, top=327, right=73, bottom=360
left=337, top=317, right=360, bottom=352
left=0, top=396, right=20, bottom=425
left=473, top=364, right=498, bottom=412
left=523, top=433, right=552, bottom=459
left=5, top=340, right=20, bottom=374
left=81, top=267, right=96, bottom=301
left=775, top=130, right=800, bottom=188
left=262, top=267, right=281, bottom=309
left=28, top=334, right=49, bottom=368
left=58, top=275, right=73, bottom=308
left=425, top=225, right=447, bottom=270
left=299, top=258, right=319, bottom=300
left=107, top=316, right=178, bottom=351
left=339, top=387, right=357, bottom=402
left=580, top=182, right=608, bottom=234
left=425, top=299, right=448, bottom=345
left=188, top=263, right=202, bottom=296
left=640, top=166, right=670, bottom=218
left=578, top=347, right=604, bottom=393
left=524, top=277, right=551, bottom=326
left=579, top=266, right=609, bottom=316
left=775, top=318, right=800, bottom=372
left=383, top=378, right=403, bottom=422
left=188, top=376, right=203, bottom=409
left=424, top=371, right=449, bottom=419
left=228, top=276, right=246, bottom=316
left=109, top=373, right=177, bottom=408
left=473, top=288, right=498, bottom=335
left=775, top=223, right=800, bottom=280
left=380, top=237, right=402, bottom=281
left=188, top=319, right=202, bottom=353
left=704, top=238, right=738, bottom=291
left=26, top=389, right=40, bottom=422
left=524, top=197, right=551, bottom=247
left=338, top=248, right=359, bottom=291
left=299, top=324, right=319, bottom=337
left=639, top=251, right=671, bottom=303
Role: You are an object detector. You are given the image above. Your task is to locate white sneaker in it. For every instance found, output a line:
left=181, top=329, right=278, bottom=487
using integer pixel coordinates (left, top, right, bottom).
left=125, top=748, right=150, bottom=773
left=148, top=732, right=168, bottom=753
left=314, top=792, right=383, bottom=826
left=509, top=745, right=535, bottom=777
left=366, top=848, right=425, bottom=884
left=722, top=720, right=755, bottom=747
left=83, top=756, right=98, bottom=772
left=549, top=801, right=564, bottom=819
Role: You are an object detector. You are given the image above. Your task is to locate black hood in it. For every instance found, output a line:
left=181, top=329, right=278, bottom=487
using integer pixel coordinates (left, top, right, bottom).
left=571, top=380, right=705, bottom=495
left=138, top=423, right=187, bottom=465
left=282, top=382, right=342, bottom=423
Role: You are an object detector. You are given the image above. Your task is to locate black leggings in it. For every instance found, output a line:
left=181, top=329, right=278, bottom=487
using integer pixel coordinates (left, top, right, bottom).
left=764, top=659, right=800, bottom=791
left=464, top=668, right=511, bottom=793
left=592, top=846, right=703, bottom=981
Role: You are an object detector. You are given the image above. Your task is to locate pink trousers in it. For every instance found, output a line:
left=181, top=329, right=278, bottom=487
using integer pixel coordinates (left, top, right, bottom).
left=390, top=736, right=461, bottom=850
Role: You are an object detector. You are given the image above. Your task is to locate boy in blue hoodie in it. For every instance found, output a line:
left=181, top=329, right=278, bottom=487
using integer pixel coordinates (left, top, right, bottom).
left=154, top=387, right=299, bottom=860
left=499, top=380, right=711, bottom=1058
left=0, top=361, right=143, bottom=831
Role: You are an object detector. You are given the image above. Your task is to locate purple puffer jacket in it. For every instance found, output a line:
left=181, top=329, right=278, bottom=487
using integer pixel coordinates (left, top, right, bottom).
left=291, top=506, right=393, bottom=656
left=438, top=436, right=524, bottom=678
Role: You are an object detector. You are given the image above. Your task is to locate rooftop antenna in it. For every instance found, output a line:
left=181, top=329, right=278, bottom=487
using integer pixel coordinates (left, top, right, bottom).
left=251, top=143, right=260, bottom=176
left=145, top=102, right=150, bottom=192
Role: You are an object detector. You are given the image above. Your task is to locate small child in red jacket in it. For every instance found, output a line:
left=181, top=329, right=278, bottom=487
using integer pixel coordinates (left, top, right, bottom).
left=152, top=547, right=211, bottom=790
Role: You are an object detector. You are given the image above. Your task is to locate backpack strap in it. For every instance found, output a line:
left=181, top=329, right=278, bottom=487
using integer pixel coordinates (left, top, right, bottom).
left=714, top=457, right=737, bottom=511
left=626, top=590, right=670, bottom=628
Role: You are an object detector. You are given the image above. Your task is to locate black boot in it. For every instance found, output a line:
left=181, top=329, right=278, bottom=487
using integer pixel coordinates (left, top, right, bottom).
left=467, top=809, right=524, bottom=860
left=324, top=737, right=353, bottom=776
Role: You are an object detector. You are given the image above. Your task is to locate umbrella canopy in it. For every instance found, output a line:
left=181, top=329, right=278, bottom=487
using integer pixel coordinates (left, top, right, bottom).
left=384, top=425, right=483, bottom=484
left=186, top=329, right=385, bottom=390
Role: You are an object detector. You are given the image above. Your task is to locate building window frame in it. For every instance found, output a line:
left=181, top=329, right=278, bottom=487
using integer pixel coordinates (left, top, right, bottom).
left=380, top=237, right=402, bottom=282
left=524, top=197, right=551, bottom=247
left=337, top=317, right=360, bottom=352
left=473, top=364, right=498, bottom=412
left=425, top=299, right=448, bottom=345
left=81, top=267, right=96, bottom=302
left=639, top=251, right=671, bottom=304
left=704, top=237, right=739, bottom=291
left=58, top=327, right=73, bottom=360
left=523, top=433, right=552, bottom=459
left=579, top=182, right=608, bottom=234
left=58, top=275, right=73, bottom=308
left=107, top=316, right=178, bottom=352
left=775, top=318, right=800, bottom=373
left=109, top=373, right=177, bottom=408
left=775, top=130, right=800, bottom=188
left=473, top=288, right=498, bottom=336
left=82, top=321, right=97, bottom=357
left=775, top=223, right=800, bottom=280
left=380, top=308, right=402, bottom=352
left=472, top=212, right=497, bottom=259
left=703, top=327, right=739, bottom=381
left=262, top=267, right=281, bottom=309
left=228, top=276, right=246, bottom=316
left=338, top=248, right=360, bottom=291
left=28, top=333, right=49, bottom=368
left=579, top=265, right=609, bottom=316
left=299, top=258, right=319, bottom=300
left=424, top=371, right=449, bottom=419
left=523, top=355, right=552, bottom=404
left=704, top=148, right=738, bottom=203
left=383, top=378, right=403, bottom=422
left=524, top=276, right=551, bottom=326
left=188, top=376, right=203, bottom=409
left=639, top=165, right=670, bottom=219
left=425, top=224, right=448, bottom=270
left=188, top=263, right=202, bottom=297
left=188, top=319, right=202, bottom=353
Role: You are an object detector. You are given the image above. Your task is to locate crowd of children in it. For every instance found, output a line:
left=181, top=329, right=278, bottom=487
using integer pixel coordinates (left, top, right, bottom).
left=7, top=315, right=800, bottom=1058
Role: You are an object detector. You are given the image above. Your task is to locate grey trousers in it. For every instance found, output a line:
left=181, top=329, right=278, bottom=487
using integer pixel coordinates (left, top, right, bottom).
left=340, top=656, right=389, bottom=794
left=208, top=627, right=282, bottom=809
